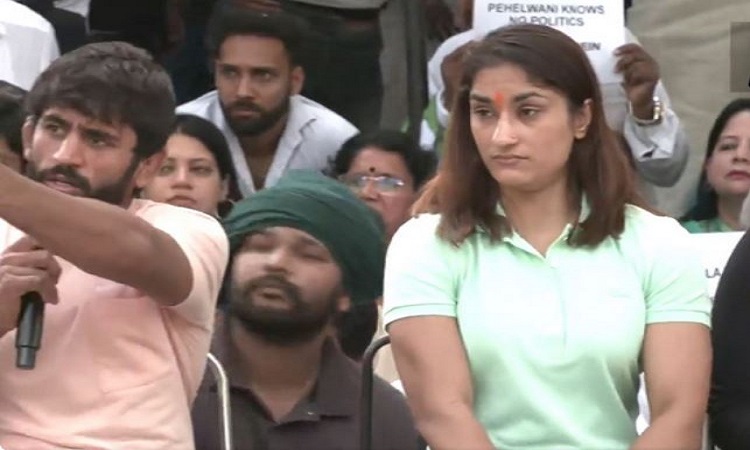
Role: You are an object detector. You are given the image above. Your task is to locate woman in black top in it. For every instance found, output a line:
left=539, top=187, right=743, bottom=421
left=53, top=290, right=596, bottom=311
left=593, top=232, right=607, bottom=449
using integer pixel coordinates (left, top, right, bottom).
left=710, top=227, right=750, bottom=449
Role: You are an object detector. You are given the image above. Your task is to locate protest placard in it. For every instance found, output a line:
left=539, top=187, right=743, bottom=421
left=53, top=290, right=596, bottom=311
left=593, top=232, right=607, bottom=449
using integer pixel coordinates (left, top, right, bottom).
left=690, top=231, right=744, bottom=301
left=472, top=1, right=625, bottom=84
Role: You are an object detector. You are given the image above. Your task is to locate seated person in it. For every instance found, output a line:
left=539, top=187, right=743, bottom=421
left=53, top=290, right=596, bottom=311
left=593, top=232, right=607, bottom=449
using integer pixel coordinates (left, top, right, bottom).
left=328, top=130, right=437, bottom=381
left=191, top=171, right=421, bottom=450
left=681, top=98, right=750, bottom=233
left=142, top=113, right=239, bottom=217
left=329, top=130, right=437, bottom=242
left=0, top=42, right=228, bottom=449
left=424, top=0, right=689, bottom=203
left=178, top=7, right=358, bottom=197
left=710, top=210, right=750, bottom=449
left=0, top=81, right=27, bottom=172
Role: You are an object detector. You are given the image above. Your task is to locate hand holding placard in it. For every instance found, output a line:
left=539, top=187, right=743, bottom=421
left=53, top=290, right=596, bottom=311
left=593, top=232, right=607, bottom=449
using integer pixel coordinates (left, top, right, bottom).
left=472, top=0, right=626, bottom=84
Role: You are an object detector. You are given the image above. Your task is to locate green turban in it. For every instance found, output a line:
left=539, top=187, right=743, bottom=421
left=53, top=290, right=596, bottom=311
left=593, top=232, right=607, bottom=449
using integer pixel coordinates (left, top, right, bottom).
left=223, top=170, right=386, bottom=305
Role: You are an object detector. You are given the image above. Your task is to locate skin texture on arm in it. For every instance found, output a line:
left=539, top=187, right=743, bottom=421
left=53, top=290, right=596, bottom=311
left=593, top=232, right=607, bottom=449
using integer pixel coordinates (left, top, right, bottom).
left=631, top=323, right=711, bottom=450
left=388, top=316, right=495, bottom=450
left=0, top=164, right=193, bottom=307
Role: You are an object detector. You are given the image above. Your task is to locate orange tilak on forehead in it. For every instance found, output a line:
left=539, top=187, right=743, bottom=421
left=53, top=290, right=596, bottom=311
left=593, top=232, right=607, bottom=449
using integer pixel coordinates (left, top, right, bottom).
left=493, top=92, right=504, bottom=110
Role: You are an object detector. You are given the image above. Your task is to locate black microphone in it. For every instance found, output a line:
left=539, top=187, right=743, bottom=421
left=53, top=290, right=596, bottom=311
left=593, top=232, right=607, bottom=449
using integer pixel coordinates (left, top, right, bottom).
left=15, top=292, right=45, bottom=369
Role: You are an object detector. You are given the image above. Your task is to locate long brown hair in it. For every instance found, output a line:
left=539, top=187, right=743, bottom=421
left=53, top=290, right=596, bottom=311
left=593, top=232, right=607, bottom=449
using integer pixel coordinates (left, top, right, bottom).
left=414, top=24, right=646, bottom=247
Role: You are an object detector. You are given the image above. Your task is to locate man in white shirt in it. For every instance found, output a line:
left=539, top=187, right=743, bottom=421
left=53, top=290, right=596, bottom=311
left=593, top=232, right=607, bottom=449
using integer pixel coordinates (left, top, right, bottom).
left=178, top=7, right=358, bottom=197
left=0, top=0, right=59, bottom=90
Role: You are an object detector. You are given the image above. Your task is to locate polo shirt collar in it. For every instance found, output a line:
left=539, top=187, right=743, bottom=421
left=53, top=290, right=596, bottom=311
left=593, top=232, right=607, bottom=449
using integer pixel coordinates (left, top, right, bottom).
left=494, top=195, right=591, bottom=223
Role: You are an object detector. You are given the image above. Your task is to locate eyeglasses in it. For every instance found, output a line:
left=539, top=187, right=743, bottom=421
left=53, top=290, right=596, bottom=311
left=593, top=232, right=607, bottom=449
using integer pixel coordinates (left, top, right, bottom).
left=338, top=174, right=407, bottom=193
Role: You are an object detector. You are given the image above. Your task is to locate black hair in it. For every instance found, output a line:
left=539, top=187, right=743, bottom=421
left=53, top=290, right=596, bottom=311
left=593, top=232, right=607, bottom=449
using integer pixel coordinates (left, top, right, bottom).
left=25, top=41, right=175, bottom=159
left=173, top=114, right=237, bottom=182
left=0, top=81, right=27, bottom=156
left=682, top=98, right=750, bottom=222
left=206, top=6, right=306, bottom=66
left=329, top=129, right=438, bottom=189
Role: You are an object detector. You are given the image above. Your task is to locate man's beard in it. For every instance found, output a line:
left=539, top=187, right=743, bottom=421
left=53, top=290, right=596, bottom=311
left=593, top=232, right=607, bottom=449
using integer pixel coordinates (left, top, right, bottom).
left=228, top=273, right=340, bottom=346
left=222, top=93, right=291, bottom=138
left=25, top=156, right=141, bottom=206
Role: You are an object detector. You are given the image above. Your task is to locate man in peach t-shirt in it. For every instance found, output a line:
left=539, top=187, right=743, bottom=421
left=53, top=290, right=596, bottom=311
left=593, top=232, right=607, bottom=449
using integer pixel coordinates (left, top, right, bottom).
left=0, top=42, right=228, bottom=449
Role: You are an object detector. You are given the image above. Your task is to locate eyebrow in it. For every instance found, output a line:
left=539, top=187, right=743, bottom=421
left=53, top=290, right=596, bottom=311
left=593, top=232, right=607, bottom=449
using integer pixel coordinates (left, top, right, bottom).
left=351, top=171, right=397, bottom=178
left=297, top=235, right=327, bottom=250
left=164, top=157, right=215, bottom=164
left=218, top=63, right=277, bottom=74
left=81, top=127, right=119, bottom=145
left=469, top=92, right=546, bottom=104
left=40, top=113, right=70, bottom=128
left=41, top=113, right=120, bottom=143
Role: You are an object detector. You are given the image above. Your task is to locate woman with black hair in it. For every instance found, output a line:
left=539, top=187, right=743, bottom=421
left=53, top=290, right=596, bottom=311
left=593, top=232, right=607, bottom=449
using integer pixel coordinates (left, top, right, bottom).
left=143, top=113, right=239, bottom=217
left=681, top=98, right=750, bottom=233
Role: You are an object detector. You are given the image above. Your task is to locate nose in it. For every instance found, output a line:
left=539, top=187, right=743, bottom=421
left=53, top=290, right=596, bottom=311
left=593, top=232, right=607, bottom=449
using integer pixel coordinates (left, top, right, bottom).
left=52, top=133, right=85, bottom=166
left=170, top=166, right=193, bottom=189
left=263, top=247, right=292, bottom=274
left=237, top=75, right=255, bottom=99
left=491, top=114, right=519, bottom=147
left=358, top=179, right=380, bottom=201
left=734, top=139, right=750, bottom=161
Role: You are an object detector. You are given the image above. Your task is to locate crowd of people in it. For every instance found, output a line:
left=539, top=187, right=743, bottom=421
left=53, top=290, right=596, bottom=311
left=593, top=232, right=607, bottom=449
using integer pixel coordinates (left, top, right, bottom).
left=0, top=0, right=749, bottom=449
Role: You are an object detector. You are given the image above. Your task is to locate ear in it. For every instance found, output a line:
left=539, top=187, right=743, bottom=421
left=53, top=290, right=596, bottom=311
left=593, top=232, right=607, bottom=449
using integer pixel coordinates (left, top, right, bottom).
left=336, top=293, right=352, bottom=314
left=219, top=178, right=230, bottom=200
left=133, top=150, right=166, bottom=189
left=573, top=99, right=593, bottom=140
left=22, top=118, right=35, bottom=160
left=290, top=65, right=305, bottom=96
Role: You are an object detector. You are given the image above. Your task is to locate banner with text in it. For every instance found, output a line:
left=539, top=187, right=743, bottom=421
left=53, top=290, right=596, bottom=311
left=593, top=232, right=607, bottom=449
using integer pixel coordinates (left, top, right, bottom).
left=691, top=231, right=743, bottom=302
left=473, top=1, right=625, bottom=84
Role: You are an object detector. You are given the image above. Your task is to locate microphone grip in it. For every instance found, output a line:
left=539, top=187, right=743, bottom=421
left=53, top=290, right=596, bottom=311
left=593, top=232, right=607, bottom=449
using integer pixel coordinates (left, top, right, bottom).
left=16, top=292, right=44, bottom=370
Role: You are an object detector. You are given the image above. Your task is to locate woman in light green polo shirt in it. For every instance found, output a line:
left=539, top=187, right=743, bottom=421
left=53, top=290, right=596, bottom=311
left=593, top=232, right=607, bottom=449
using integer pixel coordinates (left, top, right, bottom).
left=681, top=98, right=750, bottom=233
left=383, top=24, right=711, bottom=450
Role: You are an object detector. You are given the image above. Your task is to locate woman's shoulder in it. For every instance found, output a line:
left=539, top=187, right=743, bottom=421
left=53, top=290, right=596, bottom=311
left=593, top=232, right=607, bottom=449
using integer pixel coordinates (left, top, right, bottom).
left=623, top=204, right=689, bottom=237
left=619, top=204, right=694, bottom=257
left=390, top=213, right=483, bottom=261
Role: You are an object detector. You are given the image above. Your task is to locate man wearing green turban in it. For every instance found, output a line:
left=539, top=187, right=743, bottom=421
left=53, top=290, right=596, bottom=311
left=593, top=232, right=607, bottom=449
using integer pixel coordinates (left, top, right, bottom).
left=191, top=170, right=421, bottom=450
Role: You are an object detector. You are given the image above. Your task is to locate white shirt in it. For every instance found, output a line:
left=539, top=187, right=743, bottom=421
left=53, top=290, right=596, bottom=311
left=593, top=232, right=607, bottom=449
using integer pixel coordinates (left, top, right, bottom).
left=424, top=28, right=690, bottom=192
left=178, top=91, right=358, bottom=197
left=0, top=0, right=59, bottom=90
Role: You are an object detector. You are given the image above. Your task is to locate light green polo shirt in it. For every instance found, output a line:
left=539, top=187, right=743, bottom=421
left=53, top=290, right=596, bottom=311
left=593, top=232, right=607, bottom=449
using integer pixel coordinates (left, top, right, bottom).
left=383, top=204, right=711, bottom=450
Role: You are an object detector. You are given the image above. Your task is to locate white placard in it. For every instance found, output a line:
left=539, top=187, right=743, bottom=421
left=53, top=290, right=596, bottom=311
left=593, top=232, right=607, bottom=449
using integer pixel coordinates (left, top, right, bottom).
left=472, top=1, right=626, bottom=84
left=691, top=231, right=744, bottom=302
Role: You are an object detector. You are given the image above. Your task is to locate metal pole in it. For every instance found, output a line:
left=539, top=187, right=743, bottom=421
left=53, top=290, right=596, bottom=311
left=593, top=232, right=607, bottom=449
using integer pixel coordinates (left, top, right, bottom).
left=206, top=353, right=234, bottom=450
left=359, top=335, right=392, bottom=450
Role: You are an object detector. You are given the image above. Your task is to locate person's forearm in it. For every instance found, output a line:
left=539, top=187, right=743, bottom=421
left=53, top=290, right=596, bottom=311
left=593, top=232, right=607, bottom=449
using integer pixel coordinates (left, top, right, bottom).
left=0, top=168, right=191, bottom=305
left=631, top=413, right=704, bottom=450
left=415, top=404, right=496, bottom=450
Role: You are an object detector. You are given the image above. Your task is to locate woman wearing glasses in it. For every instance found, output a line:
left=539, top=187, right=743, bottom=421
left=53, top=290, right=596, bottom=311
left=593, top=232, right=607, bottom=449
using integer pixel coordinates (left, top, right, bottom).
left=328, top=130, right=437, bottom=377
left=330, top=130, right=438, bottom=241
